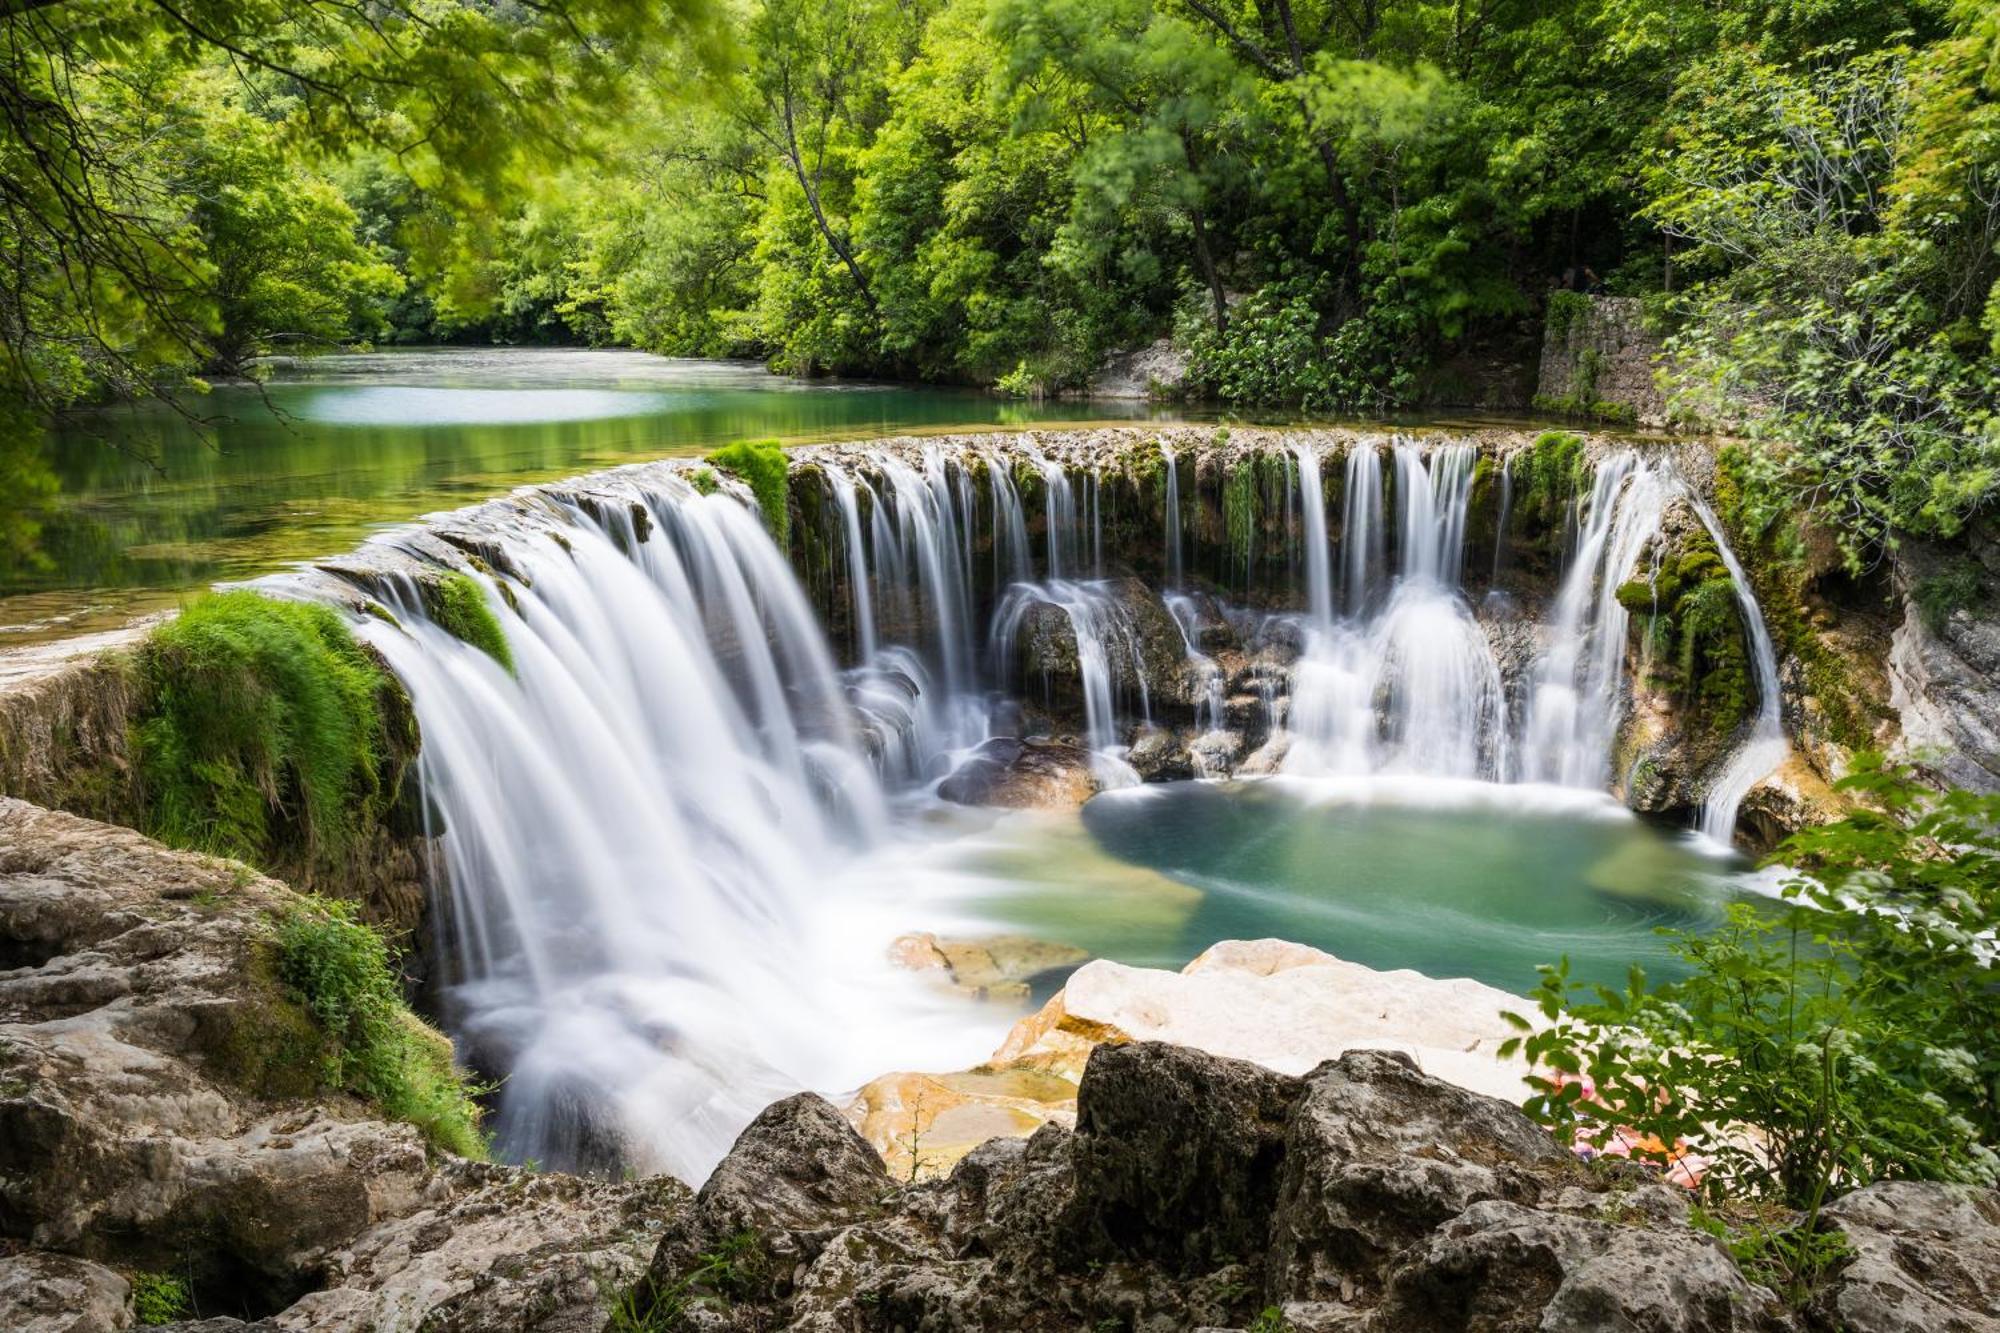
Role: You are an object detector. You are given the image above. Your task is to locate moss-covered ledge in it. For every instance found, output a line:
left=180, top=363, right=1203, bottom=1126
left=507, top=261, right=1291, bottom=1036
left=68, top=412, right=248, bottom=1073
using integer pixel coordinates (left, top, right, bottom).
left=0, top=591, right=432, bottom=940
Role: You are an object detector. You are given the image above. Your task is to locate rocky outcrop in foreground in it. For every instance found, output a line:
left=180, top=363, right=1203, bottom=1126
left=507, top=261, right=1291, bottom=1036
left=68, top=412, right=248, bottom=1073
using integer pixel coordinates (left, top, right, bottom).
left=0, top=799, right=680, bottom=1332
left=638, top=1041, right=1998, bottom=1332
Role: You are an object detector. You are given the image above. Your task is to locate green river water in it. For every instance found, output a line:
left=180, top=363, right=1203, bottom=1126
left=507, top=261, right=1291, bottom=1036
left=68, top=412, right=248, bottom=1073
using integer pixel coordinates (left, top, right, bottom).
left=6, top=347, right=1167, bottom=643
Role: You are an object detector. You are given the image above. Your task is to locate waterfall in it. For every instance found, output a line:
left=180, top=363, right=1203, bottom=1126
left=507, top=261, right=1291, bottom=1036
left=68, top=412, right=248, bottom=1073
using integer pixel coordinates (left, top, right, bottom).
left=825, top=468, right=876, bottom=661
left=1491, top=452, right=1514, bottom=585
left=1691, top=497, right=1788, bottom=842
left=1285, top=441, right=1505, bottom=779
left=1165, top=592, right=1225, bottom=734
left=227, top=421, right=1818, bottom=1212
left=986, top=452, right=1032, bottom=588
left=990, top=579, right=1152, bottom=785
left=306, top=430, right=1791, bottom=1181
left=1294, top=442, right=1333, bottom=625
left=1519, top=455, right=1679, bottom=788
left=1342, top=443, right=1385, bottom=615
left=346, top=470, right=995, bottom=1181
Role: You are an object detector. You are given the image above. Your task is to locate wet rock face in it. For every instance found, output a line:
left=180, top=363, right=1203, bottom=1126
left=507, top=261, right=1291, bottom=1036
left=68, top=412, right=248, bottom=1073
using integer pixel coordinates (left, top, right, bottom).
left=633, top=1043, right=1862, bottom=1333
left=937, top=737, right=1100, bottom=809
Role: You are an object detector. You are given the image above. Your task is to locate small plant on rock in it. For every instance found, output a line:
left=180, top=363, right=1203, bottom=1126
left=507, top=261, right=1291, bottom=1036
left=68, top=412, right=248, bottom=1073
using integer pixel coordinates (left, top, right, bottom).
left=1504, top=756, right=2000, bottom=1303
left=273, top=895, right=488, bottom=1158
left=130, top=1271, right=190, bottom=1324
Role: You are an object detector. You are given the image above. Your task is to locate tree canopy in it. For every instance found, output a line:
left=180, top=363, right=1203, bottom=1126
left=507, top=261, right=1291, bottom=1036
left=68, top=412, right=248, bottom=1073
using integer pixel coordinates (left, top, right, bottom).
left=4, top=0, right=1997, bottom=567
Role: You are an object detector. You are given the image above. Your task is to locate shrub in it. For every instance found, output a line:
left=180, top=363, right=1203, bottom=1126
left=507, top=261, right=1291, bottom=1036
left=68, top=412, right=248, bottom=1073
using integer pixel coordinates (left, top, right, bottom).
left=1504, top=756, right=2000, bottom=1299
left=273, top=895, right=487, bottom=1157
left=130, top=1271, right=190, bottom=1324
left=1180, top=277, right=1415, bottom=414
left=429, top=572, right=514, bottom=672
left=705, top=438, right=790, bottom=546
left=134, top=591, right=396, bottom=872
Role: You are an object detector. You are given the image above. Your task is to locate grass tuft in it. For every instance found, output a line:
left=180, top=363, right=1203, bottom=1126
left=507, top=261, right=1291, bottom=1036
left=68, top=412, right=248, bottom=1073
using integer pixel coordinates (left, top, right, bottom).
left=272, top=895, right=487, bottom=1158
left=429, top=572, right=514, bottom=672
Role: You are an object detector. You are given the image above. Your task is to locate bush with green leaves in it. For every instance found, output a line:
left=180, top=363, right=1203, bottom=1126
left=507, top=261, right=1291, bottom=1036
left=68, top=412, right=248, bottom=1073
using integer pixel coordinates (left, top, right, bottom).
left=129, top=1271, right=191, bottom=1324
left=1180, top=278, right=1414, bottom=415
left=273, top=895, right=487, bottom=1158
left=134, top=591, right=400, bottom=873
left=1504, top=756, right=2000, bottom=1296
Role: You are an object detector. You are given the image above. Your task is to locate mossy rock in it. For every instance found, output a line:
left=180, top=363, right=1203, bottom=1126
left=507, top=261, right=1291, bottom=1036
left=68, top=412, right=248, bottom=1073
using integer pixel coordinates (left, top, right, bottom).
left=132, top=591, right=406, bottom=877
left=427, top=573, right=513, bottom=673
left=706, top=438, right=790, bottom=547
left=198, top=938, right=335, bottom=1102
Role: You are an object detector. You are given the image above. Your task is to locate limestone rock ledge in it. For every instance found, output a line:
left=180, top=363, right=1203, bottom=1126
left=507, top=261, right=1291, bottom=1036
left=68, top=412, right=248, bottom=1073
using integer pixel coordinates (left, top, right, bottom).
left=849, top=938, right=1535, bottom=1180
left=0, top=798, right=690, bottom=1333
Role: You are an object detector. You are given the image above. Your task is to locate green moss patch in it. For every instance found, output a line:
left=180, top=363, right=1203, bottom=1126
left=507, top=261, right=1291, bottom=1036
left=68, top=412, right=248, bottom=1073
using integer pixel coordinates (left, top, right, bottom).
left=705, top=438, right=790, bottom=547
left=134, top=591, right=400, bottom=874
left=1620, top=533, right=1752, bottom=747
left=1517, top=431, right=1589, bottom=529
left=428, top=572, right=514, bottom=673
left=272, top=895, right=487, bottom=1158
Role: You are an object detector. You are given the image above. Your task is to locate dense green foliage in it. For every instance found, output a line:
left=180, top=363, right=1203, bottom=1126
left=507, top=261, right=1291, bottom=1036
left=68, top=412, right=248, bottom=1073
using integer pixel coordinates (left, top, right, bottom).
left=706, top=438, right=792, bottom=546
left=1504, top=756, right=2000, bottom=1298
left=430, top=573, right=514, bottom=673
left=273, top=895, right=487, bottom=1157
left=134, top=591, right=397, bottom=871
left=6, top=0, right=1996, bottom=567
left=129, top=1272, right=191, bottom=1324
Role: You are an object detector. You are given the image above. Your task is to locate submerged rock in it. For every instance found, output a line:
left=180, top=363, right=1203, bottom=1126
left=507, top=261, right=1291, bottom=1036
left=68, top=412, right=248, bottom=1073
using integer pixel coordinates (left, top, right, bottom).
left=887, top=931, right=1087, bottom=1002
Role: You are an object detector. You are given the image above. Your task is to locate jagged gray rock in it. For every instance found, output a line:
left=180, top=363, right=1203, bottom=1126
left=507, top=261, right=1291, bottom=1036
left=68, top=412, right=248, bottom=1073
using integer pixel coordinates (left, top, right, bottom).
left=631, top=1043, right=1837, bottom=1333
left=1816, top=1181, right=2000, bottom=1333
left=0, top=1251, right=132, bottom=1332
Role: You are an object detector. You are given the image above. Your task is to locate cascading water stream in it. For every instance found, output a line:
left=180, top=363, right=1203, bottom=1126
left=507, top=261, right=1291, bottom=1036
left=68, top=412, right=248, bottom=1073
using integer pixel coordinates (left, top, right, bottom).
left=1519, top=455, right=1680, bottom=789
left=310, top=430, right=1789, bottom=1186
left=1690, top=496, right=1788, bottom=842
left=348, top=473, right=1001, bottom=1181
